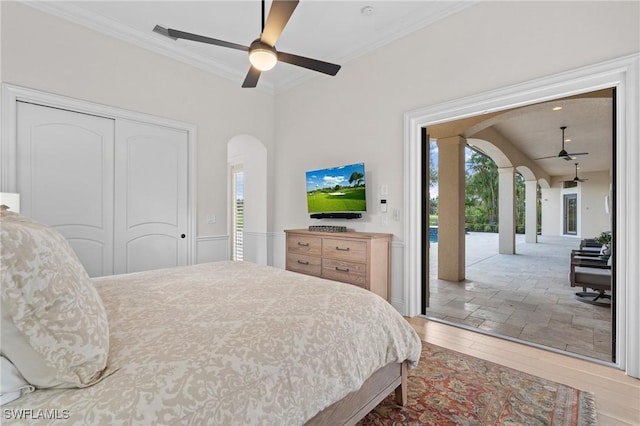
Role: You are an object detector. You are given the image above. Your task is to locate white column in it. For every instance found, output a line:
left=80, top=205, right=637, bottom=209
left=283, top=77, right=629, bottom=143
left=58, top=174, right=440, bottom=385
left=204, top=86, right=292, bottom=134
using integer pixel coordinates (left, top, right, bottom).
left=525, top=180, right=538, bottom=243
left=498, top=167, right=515, bottom=254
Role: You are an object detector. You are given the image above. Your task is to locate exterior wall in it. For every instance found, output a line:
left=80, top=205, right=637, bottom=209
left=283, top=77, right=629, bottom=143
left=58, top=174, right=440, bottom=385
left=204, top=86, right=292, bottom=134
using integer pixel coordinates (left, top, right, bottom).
left=541, top=188, right=562, bottom=236
left=542, top=171, right=610, bottom=238
left=579, top=171, right=611, bottom=238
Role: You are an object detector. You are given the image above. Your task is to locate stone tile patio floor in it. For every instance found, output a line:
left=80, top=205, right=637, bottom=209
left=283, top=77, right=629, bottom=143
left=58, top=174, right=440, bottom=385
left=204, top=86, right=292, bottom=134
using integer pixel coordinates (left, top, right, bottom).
left=425, top=232, right=612, bottom=362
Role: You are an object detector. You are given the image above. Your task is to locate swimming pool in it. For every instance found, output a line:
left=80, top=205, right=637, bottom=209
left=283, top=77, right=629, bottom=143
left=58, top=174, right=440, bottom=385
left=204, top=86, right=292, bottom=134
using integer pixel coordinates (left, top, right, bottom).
left=429, top=226, right=438, bottom=243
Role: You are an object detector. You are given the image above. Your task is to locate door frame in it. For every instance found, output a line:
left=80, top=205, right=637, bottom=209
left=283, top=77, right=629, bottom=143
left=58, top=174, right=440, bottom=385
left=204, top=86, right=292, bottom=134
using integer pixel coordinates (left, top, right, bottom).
left=563, top=193, right=578, bottom=236
left=1, top=83, right=198, bottom=265
left=403, top=54, right=639, bottom=377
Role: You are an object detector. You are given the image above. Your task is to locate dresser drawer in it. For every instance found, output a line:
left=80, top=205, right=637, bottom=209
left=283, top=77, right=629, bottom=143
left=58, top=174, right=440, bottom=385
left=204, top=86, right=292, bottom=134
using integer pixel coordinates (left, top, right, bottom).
left=287, top=253, right=322, bottom=276
left=322, top=238, right=367, bottom=263
left=284, top=229, right=391, bottom=301
left=322, top=259, right=366, bottom=287
left=287, top=235, right=322, bottom=256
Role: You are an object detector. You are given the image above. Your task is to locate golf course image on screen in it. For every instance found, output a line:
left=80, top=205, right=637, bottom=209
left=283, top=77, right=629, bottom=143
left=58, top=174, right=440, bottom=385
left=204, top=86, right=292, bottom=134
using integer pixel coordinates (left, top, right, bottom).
left=305, top=163, right=367, bottom=213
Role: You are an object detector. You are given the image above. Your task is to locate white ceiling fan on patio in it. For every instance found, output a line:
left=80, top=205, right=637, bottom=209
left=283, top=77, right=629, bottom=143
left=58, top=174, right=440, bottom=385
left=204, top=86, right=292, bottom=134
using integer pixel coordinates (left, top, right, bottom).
left=535, top=126, right=589, bottom=161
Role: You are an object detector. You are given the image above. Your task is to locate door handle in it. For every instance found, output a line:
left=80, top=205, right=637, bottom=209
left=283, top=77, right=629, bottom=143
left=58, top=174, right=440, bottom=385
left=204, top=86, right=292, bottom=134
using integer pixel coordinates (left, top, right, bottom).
left=181, top=234, right=186, bottom=239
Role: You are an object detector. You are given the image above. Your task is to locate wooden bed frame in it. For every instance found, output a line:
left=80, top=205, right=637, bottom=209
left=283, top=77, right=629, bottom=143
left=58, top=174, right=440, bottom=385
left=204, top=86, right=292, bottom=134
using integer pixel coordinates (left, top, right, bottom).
left=305, top=360, right=408, bottom=426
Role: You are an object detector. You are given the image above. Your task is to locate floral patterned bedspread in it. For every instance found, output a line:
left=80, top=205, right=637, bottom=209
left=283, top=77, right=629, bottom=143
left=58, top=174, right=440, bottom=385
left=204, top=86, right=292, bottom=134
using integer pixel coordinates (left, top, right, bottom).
left=4, top=261, right=421, bottom=425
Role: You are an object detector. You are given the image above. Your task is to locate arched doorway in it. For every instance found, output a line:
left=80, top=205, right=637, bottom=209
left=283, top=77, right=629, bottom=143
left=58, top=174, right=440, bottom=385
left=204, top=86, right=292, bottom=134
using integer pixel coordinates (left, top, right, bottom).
left=228, top=135, right=267, bottom=264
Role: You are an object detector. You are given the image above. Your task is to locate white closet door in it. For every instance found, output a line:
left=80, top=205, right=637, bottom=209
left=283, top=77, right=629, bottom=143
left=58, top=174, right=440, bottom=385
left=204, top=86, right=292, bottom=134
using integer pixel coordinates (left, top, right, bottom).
left=114, top=119, right=188, bottom=274
left=16, top=102, right=115, bottom=277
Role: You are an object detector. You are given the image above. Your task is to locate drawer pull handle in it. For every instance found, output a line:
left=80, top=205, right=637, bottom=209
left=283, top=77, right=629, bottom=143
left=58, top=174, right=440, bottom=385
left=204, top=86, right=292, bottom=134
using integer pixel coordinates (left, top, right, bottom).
left=335, top=267, right=350, bottom=272
left=335, top=246, right=350, bottom=251
left=297, top=260, right=309, bottom=265
left=297, top=242, right=310, bottom=247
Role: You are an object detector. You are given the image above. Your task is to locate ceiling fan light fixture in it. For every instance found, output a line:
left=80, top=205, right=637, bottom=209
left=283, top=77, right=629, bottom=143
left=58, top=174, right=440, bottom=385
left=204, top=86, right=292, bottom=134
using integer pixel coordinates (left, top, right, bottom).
left=248, top=40, right=277, bottom=71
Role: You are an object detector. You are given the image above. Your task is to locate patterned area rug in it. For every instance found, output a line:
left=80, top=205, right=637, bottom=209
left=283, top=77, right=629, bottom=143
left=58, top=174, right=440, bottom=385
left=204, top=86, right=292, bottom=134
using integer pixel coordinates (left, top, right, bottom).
left=358, top=342, right=596, bottom=426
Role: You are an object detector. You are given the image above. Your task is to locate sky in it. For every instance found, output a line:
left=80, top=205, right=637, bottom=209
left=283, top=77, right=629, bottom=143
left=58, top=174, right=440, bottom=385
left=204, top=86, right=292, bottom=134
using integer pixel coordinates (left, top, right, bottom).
left=306, top=163, right=365, bottom=192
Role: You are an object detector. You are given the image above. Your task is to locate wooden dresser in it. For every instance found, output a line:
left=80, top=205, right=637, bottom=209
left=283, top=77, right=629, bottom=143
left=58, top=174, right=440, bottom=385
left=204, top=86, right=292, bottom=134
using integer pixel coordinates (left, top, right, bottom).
left=284, top=229, right=392, bottom=301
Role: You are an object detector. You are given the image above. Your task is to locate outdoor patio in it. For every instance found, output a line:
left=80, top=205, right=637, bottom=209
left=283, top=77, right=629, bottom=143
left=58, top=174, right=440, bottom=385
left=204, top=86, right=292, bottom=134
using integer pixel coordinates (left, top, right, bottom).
left=425, top=232, right=612, bottom=362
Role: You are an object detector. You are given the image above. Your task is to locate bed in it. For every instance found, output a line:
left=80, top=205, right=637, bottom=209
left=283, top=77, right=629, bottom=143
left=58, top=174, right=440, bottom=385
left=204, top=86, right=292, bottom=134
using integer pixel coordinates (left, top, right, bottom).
left=0, top=211, right=422, bottom=425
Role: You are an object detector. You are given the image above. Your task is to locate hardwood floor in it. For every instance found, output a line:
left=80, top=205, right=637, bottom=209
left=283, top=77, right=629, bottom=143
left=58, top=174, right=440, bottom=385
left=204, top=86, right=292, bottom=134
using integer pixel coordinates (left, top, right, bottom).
left=406, top=317, right=640, bottom=425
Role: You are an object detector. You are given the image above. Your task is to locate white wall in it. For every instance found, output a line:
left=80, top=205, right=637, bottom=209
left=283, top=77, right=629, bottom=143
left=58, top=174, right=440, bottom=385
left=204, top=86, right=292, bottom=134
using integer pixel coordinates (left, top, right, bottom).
left=273, top=1, right=639, bottom=299
left=0, top=2, right=275, bottom=244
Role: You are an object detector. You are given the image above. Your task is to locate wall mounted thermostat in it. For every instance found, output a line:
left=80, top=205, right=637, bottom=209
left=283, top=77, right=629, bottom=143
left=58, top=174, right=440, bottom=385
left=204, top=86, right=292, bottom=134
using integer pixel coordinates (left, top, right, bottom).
left=380, top=199, right=387, bottom=213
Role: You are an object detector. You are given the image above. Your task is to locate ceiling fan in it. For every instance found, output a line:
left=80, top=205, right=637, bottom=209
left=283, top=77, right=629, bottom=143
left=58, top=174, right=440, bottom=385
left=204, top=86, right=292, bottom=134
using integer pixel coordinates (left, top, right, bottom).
left=535, top=126, right=589, bottom=161
left=572, top=163, right=588, bottom=183
left=153, top=0, right=341, bottom=88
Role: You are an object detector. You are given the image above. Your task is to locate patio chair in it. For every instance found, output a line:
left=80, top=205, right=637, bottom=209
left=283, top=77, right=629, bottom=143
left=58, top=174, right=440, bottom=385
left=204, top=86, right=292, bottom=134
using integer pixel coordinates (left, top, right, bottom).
left=580, top=238, right=602, bottom=249
left=570, top=252, right=611, bottom=307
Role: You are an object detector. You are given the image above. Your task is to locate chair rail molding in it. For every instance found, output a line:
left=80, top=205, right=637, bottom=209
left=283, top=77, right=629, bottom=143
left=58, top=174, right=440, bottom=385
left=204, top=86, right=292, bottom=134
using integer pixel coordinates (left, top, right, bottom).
left=196, top=235, right=230, bottom=264
left=403, top=53, right=640, bottom=378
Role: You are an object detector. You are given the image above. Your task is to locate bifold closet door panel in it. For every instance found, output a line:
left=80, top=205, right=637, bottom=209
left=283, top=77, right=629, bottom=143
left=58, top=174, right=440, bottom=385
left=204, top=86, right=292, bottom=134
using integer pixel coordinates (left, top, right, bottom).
left=113, top=119, right=189, bottom=274
left=16, top=102, right=115, bottom=277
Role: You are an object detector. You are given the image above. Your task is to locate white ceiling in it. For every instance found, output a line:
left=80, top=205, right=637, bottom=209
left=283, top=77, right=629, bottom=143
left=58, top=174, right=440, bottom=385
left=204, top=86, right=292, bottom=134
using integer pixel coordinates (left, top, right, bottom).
left=30, top=0, right=477, bottom=93
left=467, top=95, right=613, bottom=177
left=26, top=1, right=613, bottom=178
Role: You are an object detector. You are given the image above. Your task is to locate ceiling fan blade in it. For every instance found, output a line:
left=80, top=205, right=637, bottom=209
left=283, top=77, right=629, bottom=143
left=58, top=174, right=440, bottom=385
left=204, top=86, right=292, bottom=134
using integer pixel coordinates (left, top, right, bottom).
left=535, top=151, right=589, bottom=161
left=534, top=155, right=558, bottom=161
left=562, top=152, right=588, bottom=161
left=242, top=66, right=262, bottom=88
left=153, top=25, right=177, bottom=40
left=277, top=51, right=341, bottom=75
left=261, top=0, right=299, bottom=46
left=154, top=26, right=249, bottom=52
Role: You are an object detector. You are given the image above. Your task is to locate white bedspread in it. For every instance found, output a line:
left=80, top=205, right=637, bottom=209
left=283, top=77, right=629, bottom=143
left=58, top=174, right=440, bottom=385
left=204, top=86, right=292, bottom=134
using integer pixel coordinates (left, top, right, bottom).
left=3, top=261, right=421, bottom=425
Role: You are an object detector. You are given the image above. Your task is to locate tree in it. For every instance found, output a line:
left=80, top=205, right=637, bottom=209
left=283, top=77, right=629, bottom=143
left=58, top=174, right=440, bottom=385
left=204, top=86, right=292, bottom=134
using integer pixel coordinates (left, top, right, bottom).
left=429, top=141, right=439, bottom=217
left=429, top=141, right=438, bottom=186
left=349, top=171, right=364, bottom=187
left=515, top=173, right=526, bottom=233
left=466, top=151, right=499, bottom=225
left=464, top=149, right=526, bottom=233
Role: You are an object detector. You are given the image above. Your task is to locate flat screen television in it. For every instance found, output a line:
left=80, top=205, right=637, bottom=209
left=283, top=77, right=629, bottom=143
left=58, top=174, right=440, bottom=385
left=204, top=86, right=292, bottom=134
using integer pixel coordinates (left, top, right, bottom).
left=306, top=163, right=367, bottom=215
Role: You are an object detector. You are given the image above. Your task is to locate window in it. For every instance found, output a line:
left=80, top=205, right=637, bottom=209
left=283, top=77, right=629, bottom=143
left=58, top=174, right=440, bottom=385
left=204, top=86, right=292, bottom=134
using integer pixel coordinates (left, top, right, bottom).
left=231, top=166, right=244, bottom=261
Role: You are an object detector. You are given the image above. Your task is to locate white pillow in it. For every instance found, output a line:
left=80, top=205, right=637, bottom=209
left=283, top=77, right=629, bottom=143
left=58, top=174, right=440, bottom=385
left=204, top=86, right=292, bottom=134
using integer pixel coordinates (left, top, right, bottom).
left=1, top=356, right=35, bottom=405
left=0, top=211, right=111, bottom=388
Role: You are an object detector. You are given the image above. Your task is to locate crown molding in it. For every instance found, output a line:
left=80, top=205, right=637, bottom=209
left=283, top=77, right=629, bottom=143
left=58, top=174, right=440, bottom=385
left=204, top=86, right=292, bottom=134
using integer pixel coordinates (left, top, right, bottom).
left=23, top=1, right=477, bottom=95
left=273, top=1, right=478, bottom=93
left=23, top=1, right=276, bottom=94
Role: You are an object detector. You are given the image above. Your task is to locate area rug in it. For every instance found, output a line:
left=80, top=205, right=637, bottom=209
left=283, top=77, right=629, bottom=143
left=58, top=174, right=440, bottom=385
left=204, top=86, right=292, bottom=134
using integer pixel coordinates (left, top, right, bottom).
left=358, top=342, right=596, bottom=426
